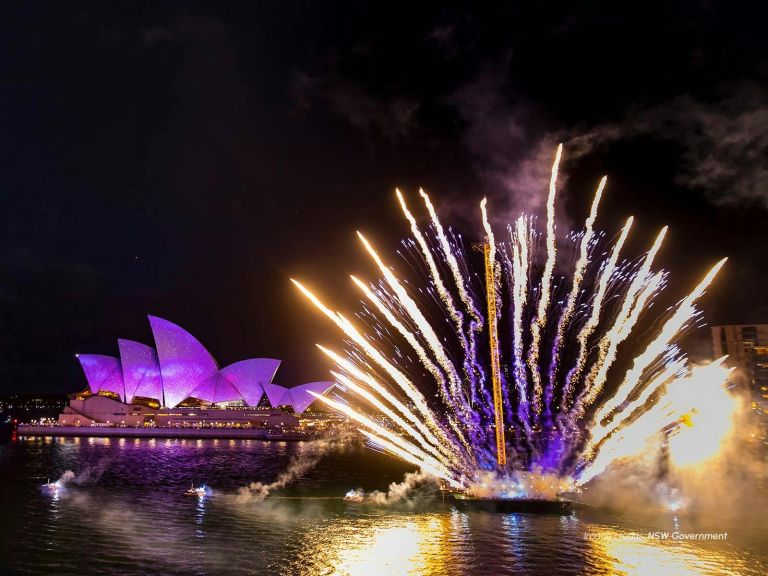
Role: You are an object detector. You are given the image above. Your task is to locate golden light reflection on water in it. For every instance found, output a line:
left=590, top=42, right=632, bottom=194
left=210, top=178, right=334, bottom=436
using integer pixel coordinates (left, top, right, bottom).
left=586, top=525, right=747, bottom=576
left=283, top=511, right=755, bottom=576
left=299, top=514, right=452, bottom=576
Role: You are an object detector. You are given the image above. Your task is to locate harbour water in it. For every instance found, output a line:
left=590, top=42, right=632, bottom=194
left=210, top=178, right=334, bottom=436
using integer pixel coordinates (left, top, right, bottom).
left=1, top=436, right=765, bottom=575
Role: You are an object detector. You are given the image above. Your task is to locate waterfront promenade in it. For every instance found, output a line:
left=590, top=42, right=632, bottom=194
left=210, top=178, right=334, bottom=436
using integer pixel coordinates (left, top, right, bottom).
left=16, top=424, right=321, bottom=441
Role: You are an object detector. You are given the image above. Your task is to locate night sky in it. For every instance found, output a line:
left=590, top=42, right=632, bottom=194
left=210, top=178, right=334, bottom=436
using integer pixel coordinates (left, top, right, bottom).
left=2, top=2, right=767, bottom=394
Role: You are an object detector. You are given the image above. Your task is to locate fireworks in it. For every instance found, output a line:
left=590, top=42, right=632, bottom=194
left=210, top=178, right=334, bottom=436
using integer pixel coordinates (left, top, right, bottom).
left=292, top=145, right=734, bottom=496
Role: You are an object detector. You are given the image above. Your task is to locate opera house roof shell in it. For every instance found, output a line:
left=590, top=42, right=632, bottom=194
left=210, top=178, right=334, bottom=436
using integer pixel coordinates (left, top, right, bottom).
left=76, top=315, right=334, bottom=412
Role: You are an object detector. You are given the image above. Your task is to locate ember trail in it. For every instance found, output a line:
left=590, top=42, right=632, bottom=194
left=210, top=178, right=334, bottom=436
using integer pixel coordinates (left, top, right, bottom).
left=292, top=144, right=732, bottom=500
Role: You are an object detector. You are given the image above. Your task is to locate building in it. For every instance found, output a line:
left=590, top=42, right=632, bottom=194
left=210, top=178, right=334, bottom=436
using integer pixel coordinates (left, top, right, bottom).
left=58, top=394, right=300, bottom=428
left=61, top=315, right=336, bottom=426
left=711, top=324, right=768, bottom=414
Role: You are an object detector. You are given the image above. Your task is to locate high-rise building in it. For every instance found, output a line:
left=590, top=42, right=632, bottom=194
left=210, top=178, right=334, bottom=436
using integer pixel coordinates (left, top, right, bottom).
left=711, top=324, right=768, bottom=414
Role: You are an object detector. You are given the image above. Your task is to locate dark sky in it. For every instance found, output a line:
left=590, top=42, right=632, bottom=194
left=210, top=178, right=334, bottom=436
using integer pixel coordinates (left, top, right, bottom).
left=2, top=1, right=767, bottom=394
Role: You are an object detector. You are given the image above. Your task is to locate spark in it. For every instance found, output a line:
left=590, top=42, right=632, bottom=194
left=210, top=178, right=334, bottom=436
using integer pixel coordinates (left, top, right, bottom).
left=528, top=143, right=563, bottom=418
left=293, top=145, right=733, bottom=498
left=561, top=216, right=633, bottom=410
left=419, top=189, right=483, bottom=326
left=546, top=177, right=605, bottom=414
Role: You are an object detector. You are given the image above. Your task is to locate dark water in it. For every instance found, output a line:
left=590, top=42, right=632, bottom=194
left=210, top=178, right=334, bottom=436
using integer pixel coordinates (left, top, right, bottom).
left=1, top=436, right=765, bottom=576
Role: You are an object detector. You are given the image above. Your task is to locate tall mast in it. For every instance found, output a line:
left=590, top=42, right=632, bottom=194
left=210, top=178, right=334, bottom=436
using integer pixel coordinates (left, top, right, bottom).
left=482, top=242, right=507, bottom=467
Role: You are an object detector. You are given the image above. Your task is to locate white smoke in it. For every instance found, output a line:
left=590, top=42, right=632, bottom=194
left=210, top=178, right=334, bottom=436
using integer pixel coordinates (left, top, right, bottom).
left=451, top=71, right=768, bottom=218
left=55, top=457, right=112, bottom=486
left=581, top=392, right=767, bottom=525
left=57, top=470, right=76, bottom=485
left=236, top=434, right=352, bottom=503
left=364, top=470, right=435, bottom=505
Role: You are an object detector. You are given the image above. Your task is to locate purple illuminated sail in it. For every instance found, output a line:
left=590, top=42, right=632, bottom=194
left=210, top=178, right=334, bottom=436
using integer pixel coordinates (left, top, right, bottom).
left=220, top=358, right=281, bottom=406
left=76, top=315, right=330, bottom=412
left=77, top=354, right=125, bottom=401
left=285, top=382, right=335, bottom=414
left=118, top=339, right=163, bottom=404
left=263, top=383, right=288, bottom=408
left=188, top=373, right=245, bottom=404
left=148, top=315, right=219, bottom=407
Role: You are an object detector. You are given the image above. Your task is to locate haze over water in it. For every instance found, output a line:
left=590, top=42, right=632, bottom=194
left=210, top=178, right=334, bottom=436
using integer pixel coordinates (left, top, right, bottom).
left=1, top=436, right=765, bottom=576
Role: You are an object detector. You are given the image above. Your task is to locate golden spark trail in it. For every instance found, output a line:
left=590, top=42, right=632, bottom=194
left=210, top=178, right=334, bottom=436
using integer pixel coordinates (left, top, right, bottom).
left=291, top=279, right=455, bottom=452
left=528, top=143, right=563, bottom=417
left=480, top=198, right=498, bottom=279
left=398, top=189, right=485, bottom=406
left=576, top=226, right=668, bottom=412
left=547, top=177, right=606, bottom=410
left=356, top=233, right=470, bottom=414
left=331, top=370, right=446, bottom=463
left=579, top=270, right=665, bottom=411
left=510, top=216, right=531, bottom=409
left=331, top=314, right=476, bottom=466
left=562, top=216, right=633, bottom=409
left=317, top=345, right=463, bottom=466
left=346, top=275, right=476, bottom=467
left=308, top=392, right=454, bottom=478
left=591, top=258, right=728, bottom=424
left=576, top=361, right=731, bottom=486
left=576, top=389, right=682, bottom=486
left=396, top=189, right=464, bottom=332
left=350, top=275, right=447, bottom=398
left=359, top=430, right=460, bottom=486
left=420, top=188, right=483, bottom=326
left=585, top=359, right=686, bottom=452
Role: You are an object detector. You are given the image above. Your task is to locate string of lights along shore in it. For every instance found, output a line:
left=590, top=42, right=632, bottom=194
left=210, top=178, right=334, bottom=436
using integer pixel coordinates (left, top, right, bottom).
left=292, top=144, right=735, bottom=498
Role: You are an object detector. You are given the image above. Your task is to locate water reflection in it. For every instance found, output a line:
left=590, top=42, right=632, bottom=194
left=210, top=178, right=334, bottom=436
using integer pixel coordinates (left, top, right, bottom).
left=297, top=515, right=452, bottom=576
left=195, top=494, right=206, bottom=538
left=3, top=438, right=764, bottom=576
left=587, top=525, right=751, bottom=576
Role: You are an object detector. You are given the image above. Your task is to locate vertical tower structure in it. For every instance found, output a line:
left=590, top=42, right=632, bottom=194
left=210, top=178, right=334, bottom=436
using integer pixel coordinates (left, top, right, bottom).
left=483, top=242, right=506, bottom=467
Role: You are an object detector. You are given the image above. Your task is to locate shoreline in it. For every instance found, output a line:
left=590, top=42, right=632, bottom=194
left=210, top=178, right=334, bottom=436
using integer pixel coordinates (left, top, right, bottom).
left=16, top=424, right=326, bottom=441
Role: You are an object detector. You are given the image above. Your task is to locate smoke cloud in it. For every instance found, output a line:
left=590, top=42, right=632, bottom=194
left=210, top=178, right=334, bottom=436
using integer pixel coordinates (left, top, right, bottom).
left=565, top=82, right=768, bottom=209
left=458, top=77, right=768, bottom=212
left=363, top=470, right=435, bottom=505
left=235, top=434, right=352, bottom=503
left=56, top=457, right=113, bottom=486
left=581, top=392, right=767, bottom=526
left=447, top=69, right=563, bottom=225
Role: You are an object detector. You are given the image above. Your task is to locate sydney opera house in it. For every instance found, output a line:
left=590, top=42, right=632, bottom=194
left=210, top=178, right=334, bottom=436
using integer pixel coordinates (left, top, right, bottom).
left=57, top=315, right=336, bottom=429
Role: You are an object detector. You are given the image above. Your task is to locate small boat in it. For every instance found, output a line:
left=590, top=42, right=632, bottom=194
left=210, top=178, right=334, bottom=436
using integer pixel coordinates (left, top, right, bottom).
left=43, top=478, right=61, bottom=492
left=185, top=483, right=207, bottom=497
left=343, top=489, right=365, bottom=503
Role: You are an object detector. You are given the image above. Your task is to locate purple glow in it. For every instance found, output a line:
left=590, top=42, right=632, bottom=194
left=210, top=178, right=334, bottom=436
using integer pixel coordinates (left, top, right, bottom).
left=118, top=339, right=163, bottom=404
left=148, top=315, right=219, bottom=408
left=77, top=316, right=329, bottom=412
left=77, top=354, right=125, bottom=401
left=220, top=358, right=281, bottom=406
left=188, top=373, right=244, bottom=404
left=262, top=383, right=288, bottom=407
left=285, top=381, right=335, bottom=414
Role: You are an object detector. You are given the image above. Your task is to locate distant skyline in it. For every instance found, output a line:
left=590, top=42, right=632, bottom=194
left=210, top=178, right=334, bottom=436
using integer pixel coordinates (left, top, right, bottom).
left=2, top=2, right=768, bottom=393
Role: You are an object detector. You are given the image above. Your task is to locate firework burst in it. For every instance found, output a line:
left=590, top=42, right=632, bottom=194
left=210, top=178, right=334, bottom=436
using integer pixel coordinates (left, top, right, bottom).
left=293, top=146, right=733, bottom=497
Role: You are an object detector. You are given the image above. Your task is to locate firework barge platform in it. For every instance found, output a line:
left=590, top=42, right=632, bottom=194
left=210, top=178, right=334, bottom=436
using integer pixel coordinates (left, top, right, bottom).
left=444, top=492, right=575, bottom=514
